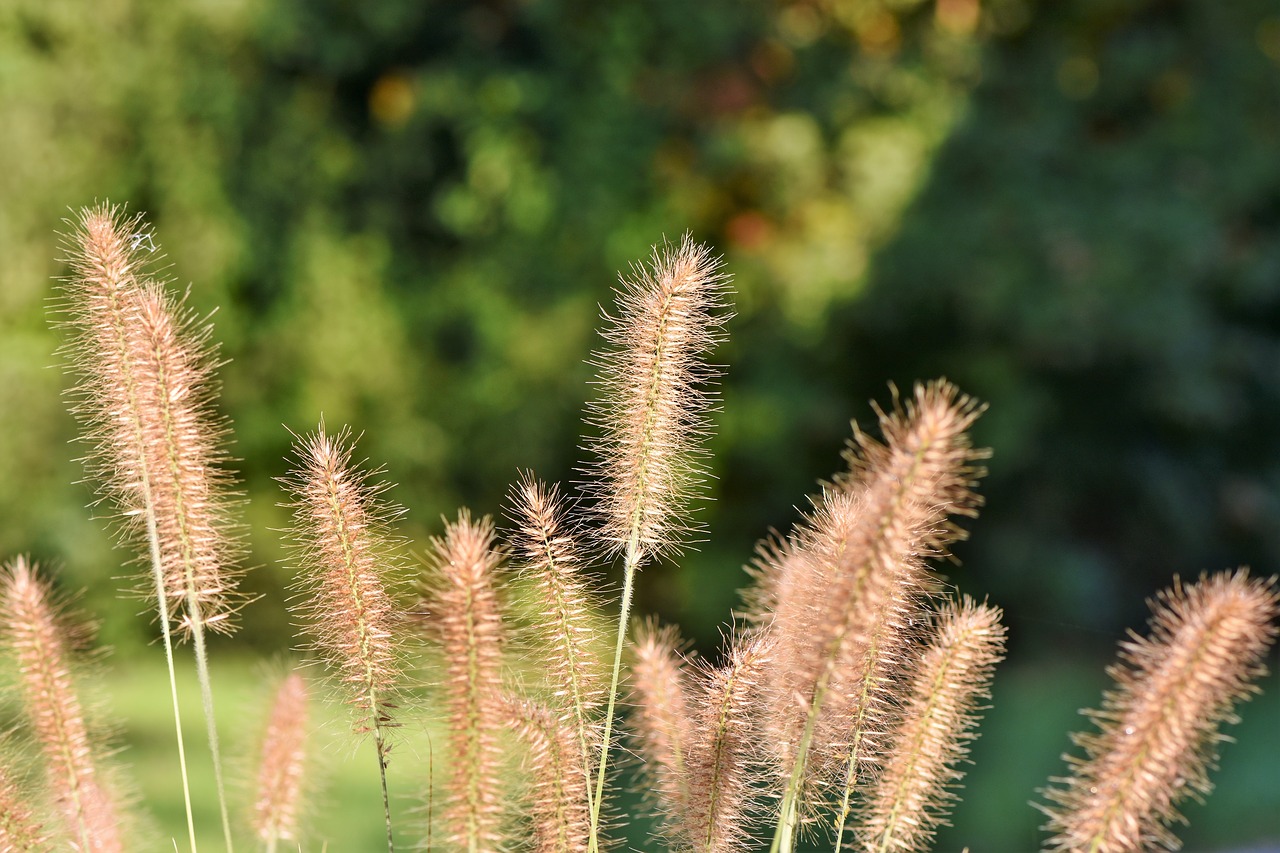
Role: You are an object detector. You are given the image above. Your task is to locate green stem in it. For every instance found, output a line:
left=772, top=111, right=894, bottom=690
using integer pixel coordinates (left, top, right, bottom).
left=144, top=503, right=198, bottom=853
left=587, top=540, right=641, bottom=853
left=189, top=603, right=234, bottom=851
left=373, top=712, right=395, bottom=853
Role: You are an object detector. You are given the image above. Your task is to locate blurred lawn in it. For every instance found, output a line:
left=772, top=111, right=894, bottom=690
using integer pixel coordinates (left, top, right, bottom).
left=101, top=649, right=1280, bottom=851
left=107, top=653, right=439, bottom=851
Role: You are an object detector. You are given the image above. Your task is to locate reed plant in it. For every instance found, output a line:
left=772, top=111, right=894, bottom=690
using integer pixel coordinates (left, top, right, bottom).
left=0, top=205, right=1276, bottom=851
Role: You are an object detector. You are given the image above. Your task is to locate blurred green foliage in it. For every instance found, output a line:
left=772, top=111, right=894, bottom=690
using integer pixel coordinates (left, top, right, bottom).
left=1, top=0, right=1279, bottom=849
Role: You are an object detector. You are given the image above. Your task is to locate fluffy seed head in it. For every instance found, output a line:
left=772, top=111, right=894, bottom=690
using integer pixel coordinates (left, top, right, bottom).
left=758, top=381, right=986, bottom=805
left=59, top=205, right=244, bottom=634
left=680, top=632, right=772, bottom=853
left=283, top=424, right=406, bottom=735
left=251, top=672, right=311, bottom=846
left=1041, top=570, right=1279, bottom=853
left=0, top=558, right=122, bottom=852
left=509, top=473, right=607, bottom=723
left=585, top=236, right=731, bottom=562
left=422, top=512, right=507, bottom=852
left=501, top=695, right=591, bottom=853
left=0, top=759, right=49, bottom=850
left=858, top=597, right=1006, bottom=853
left=630, top=620, right=693, bottom=833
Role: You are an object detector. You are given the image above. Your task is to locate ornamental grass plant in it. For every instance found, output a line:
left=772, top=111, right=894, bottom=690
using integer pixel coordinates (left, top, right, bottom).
left=0, top=204, right=1275, bottom=852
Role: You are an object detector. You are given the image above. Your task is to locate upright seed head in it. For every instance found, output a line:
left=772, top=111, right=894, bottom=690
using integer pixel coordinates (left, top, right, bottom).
left=585, top=236, right=731, bottom=562
left=758, top=382, right=986, bottom=802
left=1041, top=570, right=1280, bottom=853
left=283, top=424, right=406, bottom=735
left=857, top=597, right=1006, bottom=853
left=421, top=511, right=507, bottom=852
left=0, top=558, right=123, bottom=852
left=251, top=671, right=311, bottom=847
left=681, top=632, right=772, bottom=853
left=508, top=473, right=606, bottom=723
left=59, top=205, right=244, bottom=634
left=0, top=761, right=49, bottom=850
left=501, top=694, right=591, bottom=853
left=629, top=620, right=693, bottom=834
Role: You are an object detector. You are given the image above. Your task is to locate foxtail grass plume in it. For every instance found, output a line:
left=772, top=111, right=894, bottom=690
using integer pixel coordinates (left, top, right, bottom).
left=502, top=694, right=591, bottom=853
left=0, top=762, right=49, bottom=850
left=630, top=621, right=692, bottom=834
left=509, top=475, right=605, bottom=758
left=0, top=558, right=123, bottom=852
left=756, top=381, right=986, bottom=851
left=285, top=424, right=406, bottom=732
left=1041, top=570, right=1280, bottom=853
left=585, top=235, right=730, bottom=562
left=283, top=424, right=406, bottom=851
left=422, top=512, right=507, bottom=852
left=60, top=203, right=244, bottom=851
left=680, top=632, right=771, bottom=853
left=251, top=672, right=311, bottom=852
left=60, top=204, right=244, bottom=633
left=856, top=597, right=1006, bottom=853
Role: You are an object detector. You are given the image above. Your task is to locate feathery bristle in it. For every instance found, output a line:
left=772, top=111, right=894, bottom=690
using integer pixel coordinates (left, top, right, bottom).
left=284, top=425, right=405, bottom=734
left=0, top=558, right=122, bottom=852
left=585, top=236, right=731, bottom=561
left=509, top=475, right=606, bottom=739
left=1041, top=570, right=1279, bottom=853
left=0, top=762, right=49, bottom=851
left=502, top=695, right=591, bottom=853
left=60, top=205, right=243, bottom=634
left=630, top=620, right=692, bottom=833
left=758, top=381, right=985, bottom=829
left=251, top=672, right=311, bottom=846
left=681, top=633, right=772, bottom=853
left=423, top=512, right=507, bottom=852
left=857, top=597, right=1006, bottom=853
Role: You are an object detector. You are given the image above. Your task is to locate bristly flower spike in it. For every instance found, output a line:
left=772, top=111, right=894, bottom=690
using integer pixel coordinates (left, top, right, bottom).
left=681, top=632, right=772, bottom=853
left=502, top=694, right=591, bottom=853
left=585, top=234, right=731, bottom=563
left=0, top=557, right=123, bottom=852
left=421, top=512, right=507, bottom=853
left=509, top=474, right=606, bottom=822
left=629, top=620, right=693, bottom=837
left=60, top=204, right=244, bottom=850
left=761, top=381, right=986, bottom=853
left=0, top=760, right=49, bottom=851
left=1041, top=570, right=1279, bottom=853
left=283, top=424, right=406, bottom=852
left=251, top=671, right=311, bottom=853
left=585, top=236, right=731, bottom=850
left=857, top=597, right=1006, bottom=853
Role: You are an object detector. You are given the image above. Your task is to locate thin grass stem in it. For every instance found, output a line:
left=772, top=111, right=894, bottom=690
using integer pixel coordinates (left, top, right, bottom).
left=588, top=538, right=641, bottom=853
